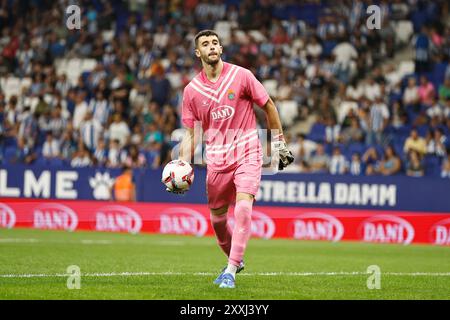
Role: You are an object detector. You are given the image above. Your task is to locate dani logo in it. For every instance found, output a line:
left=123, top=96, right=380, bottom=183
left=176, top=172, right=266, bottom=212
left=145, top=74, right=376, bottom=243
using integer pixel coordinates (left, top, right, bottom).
left=359, top=215, right=414, bottom=245
left=211, top=105, right=235, bottom=121
left=33, top=203, right=78, bottom=231
left=290, top=212, right=344, bottom=242
left=159, top=208, right=208, bottom=237
left=429, top=218, right=450, bottom=246
left=0, top=203, right=16, bottom=229
left=95, top=205, right=142, bottom=234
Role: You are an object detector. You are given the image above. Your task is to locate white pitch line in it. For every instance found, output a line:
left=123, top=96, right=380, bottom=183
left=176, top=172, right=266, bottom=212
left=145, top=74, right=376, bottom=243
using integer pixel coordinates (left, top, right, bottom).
left=1, top=271, right=450, bottom=279
left=0, top=238, right=39, bottom=243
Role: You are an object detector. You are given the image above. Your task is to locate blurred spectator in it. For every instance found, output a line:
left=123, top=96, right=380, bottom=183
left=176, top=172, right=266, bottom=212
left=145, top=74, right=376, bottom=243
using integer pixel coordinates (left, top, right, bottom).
left=72, top=93, right=88, bottom=130
left=123, top=144, right=146, bottom=168
left=71, top=142, right=92, bottom=168
left=89, top=90, right=111, bottom=126
left=413, top=25, right=431, bottom=73
left=441, top=153, right=450, bottom=178
left=149, top=62, right=171, bottom=108
left=341, top=117, right=364, bottom=144
left=60, top=131, right=77, bottom=160
left=366, top=96, right=389, bottom=145
left=418, top=75, right=435, bottom=106
left=349, top=153, right=363, bottom=176
left=362, top=147, right=380, bottom=175
left=329, top=146, right=348, bottom=175
left=403, top=77, right=420, bottom=107
left=108, top=113, right=130, bottom=147
left=288, top=133, right=317, bottom=163
left=406, top=150, right=425, bottom=177
left=107, top=139, right=126, bottom=169
left=426, top=129, right=447, bottom=157
left=403, top=128, right=427, bottom=157
left=112, top=165, right=136, bottom=202
left=325, top=117, right=341, bottom=144
left=42, top=132, right=60, bottom=159
left=80, top=111, right=103, bottom=152
left=308, top=144, right=329, bottom=173
left=438, top=78, right=450, bottom=103
left=379, top=145, right=402, bottom=176
left=93, top=139, right=107, bottom=167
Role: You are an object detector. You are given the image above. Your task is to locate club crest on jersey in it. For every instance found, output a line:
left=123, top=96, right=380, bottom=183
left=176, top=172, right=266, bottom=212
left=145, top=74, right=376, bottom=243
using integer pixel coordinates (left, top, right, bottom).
left=211, top=105, right=235, bottom=121
left=227, top=89, right=235, bottom=100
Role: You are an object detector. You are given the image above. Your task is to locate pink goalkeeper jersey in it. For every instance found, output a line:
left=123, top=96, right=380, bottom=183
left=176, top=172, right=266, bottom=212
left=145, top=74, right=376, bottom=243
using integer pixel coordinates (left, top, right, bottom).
left=182, top=62, right=269, bottom=172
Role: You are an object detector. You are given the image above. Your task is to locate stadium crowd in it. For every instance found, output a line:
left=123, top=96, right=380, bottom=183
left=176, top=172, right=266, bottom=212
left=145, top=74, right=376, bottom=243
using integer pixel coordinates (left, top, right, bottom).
left=0, top=0, right=449, bottom=177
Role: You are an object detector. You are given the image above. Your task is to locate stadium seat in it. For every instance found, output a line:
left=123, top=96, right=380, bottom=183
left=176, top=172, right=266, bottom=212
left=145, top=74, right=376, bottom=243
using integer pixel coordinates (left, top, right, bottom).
left=3, top=147, right=17, bottom=164
left=214, top=21, right=234, bottom=45
left=423, top=155, right=442, bottom=177
left=307, top=123, right=326, bottom=143
left=394, top=20, right=414, bottom=45
left=278, top=100, right=298, bottom=127
left=34, top=156, right=48, bottom=166
left=262, top=79, right=278, bottom=98
left=49, top=158, right=64, bottom=167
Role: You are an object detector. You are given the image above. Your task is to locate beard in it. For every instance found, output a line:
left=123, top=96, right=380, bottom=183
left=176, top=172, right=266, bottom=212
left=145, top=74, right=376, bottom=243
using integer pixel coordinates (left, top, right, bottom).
left=202, top=52, right=220, bottom=65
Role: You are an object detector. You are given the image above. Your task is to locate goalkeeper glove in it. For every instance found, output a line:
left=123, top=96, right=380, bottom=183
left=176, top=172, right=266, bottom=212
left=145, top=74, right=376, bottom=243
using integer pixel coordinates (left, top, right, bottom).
left=165, top=186, right=187, bottom=195
left=272, top=138, right=294, bottom=171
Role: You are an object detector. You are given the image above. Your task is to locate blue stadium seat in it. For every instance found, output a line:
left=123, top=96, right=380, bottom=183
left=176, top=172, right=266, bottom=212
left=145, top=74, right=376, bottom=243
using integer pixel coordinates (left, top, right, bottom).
left=3, top=136, right=17, bottom=148
left=307, top=123, right=326, bottom=143
left=49, top=158, right=64, bottom=167
left=423, top=155, right=442, bottom=177
left=3, top=147, right=17, bottom=164
left=34, top=156, right=49, bottom=166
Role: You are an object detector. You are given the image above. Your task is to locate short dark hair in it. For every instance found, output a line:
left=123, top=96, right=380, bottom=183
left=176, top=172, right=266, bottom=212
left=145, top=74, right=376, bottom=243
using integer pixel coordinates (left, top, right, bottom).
left=194, top=29, right=220, bottom=48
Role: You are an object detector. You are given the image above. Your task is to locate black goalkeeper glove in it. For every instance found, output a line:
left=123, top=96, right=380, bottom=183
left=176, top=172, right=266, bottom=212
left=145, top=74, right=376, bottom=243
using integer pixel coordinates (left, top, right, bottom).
left=272, top=140, right=295, bottom=171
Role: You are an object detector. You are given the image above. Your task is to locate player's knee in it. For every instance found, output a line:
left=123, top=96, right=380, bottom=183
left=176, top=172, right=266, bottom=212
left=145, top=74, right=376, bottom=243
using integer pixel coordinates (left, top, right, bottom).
left=235, top=200, right=252, bottom=223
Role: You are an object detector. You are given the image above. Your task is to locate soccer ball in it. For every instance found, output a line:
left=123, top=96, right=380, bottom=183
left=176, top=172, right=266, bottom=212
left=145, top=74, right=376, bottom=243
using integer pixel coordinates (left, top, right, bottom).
left=161, top=160, right=195, bottom=192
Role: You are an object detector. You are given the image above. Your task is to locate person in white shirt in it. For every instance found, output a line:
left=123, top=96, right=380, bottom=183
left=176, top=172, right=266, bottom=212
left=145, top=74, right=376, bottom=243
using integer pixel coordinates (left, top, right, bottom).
left=72, top=93, right=88, bottom=130
left=403, top=77, right=419, bottom=106
left=349, top=153, right=362, bottom=176
left=42, top=133, right=60, bottom=158
left=80, top=111, right=103, bottom=151
left=329, top=146, right=348, bottom=175
left=71, top=143, right=93, bottom=168
left=106, top=139, right=125, bottom=168
left=88, top=91, right=111, bottom=126
left=107, top=113, right=130, bottom=147
left=364, top=77, right=381, bottom=101
left=367, top=96, right=390, bottom=145
left=306, top=36, right=322, bottom=59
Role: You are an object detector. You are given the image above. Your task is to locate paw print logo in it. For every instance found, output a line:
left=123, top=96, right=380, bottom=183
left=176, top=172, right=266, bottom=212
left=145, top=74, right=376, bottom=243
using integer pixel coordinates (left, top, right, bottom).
left=89, top=172, right=115, bottom=200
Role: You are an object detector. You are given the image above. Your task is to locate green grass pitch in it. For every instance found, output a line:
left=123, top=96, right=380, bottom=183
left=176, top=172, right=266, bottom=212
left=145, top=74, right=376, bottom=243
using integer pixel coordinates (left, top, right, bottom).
left=0, top=228, right=449, bottom=299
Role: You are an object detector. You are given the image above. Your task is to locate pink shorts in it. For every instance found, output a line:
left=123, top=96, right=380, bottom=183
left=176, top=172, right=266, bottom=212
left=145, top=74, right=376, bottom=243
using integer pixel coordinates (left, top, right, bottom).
left=206, top=162, right=262, bottom=209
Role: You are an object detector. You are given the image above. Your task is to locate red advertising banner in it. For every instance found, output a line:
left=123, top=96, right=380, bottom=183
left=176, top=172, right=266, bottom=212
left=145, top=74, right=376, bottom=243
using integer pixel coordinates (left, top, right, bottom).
left=1, top=199, right=449, bottom=246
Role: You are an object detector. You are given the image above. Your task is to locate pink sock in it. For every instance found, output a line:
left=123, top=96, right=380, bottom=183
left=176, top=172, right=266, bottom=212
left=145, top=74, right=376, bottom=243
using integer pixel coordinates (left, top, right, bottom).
left=229, top=200, right=252, bottom=266
left=210, top=213, right=232, bottom=257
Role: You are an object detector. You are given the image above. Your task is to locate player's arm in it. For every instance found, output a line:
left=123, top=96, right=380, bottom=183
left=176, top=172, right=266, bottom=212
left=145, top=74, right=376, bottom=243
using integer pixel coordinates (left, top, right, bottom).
left=261, top=97, right=294, bottom=170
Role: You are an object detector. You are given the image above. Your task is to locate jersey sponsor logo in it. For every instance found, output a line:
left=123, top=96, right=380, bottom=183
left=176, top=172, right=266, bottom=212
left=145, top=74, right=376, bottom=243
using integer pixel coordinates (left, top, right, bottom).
left=95, top=205, right=142, bottom=234
left=229, top=210, right=275, bottom=239
left=159, top=207, right=208, bottom=237
left=429, top=218, right=450, bottom=246
left=290, top=212, right=344, bottom=242
left=211, top=105, right=235, bottom=121
left=33, top=203, right=78, bottom=231
left=358, top=215, right=414, bottom=245
left=0, top=203, right=16, bottom=228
